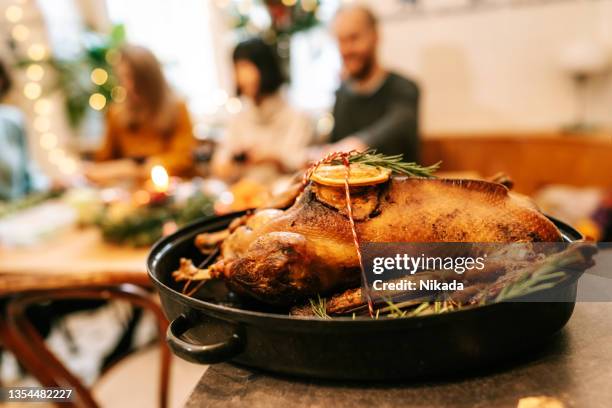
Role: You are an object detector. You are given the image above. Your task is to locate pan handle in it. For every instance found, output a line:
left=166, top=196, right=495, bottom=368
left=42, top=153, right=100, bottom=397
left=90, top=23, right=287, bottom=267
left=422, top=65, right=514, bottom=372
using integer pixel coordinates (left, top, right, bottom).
left=166, top=314, right=244, bottom=364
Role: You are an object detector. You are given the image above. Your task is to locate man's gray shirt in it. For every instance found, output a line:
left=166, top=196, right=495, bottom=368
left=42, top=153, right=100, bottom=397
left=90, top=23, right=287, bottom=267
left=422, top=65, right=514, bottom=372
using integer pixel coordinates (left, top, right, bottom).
left=330, top=72, right=420, bottom=162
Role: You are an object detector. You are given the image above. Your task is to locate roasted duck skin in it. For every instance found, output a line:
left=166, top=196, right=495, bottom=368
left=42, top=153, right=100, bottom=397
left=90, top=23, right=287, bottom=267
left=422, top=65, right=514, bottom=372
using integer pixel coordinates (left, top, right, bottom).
left=177, top=177, right=562, bottom=305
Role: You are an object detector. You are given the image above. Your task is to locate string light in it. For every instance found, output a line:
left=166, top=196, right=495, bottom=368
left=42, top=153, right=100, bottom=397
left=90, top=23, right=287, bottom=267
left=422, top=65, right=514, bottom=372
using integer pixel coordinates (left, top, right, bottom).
left=48, top=148, right=65, bottom=164
left=23, top=82, right=41, bottom=99
left=34, top=116, right=51, bottom=132
left=214, top=0, right=231, bottom=8
left=4, top=2, right=71, bottom=177
left=213, top=89, right=228, bottom=106
left=111, top=86, right=126, bottom=102
left=5, top=5, right=23, bottom=23
left=89, top=93, right=107, bottom=110
left=90, top=68, right=108, bottom=85
left=40, top=132, right=58, bottom=150
left=11, top=24, right=29, bottom=42
left=237, top=0, right=252, bottom=14
left=225, top=97, right=242, bottom=114
left=281, top=0, right=297, bottom=6
left=27, top=43, right=47, bottom=61
left=26, top=64, right=44, bottom=81
left=301, top=0, right=317, bottom=12
left=316, top=112, right=335, bottom=136
left=105, top=49, right=120, bottom=65
left=59, top=157, right=77, bottom=175
left=34, top=98, right=52, bottom=115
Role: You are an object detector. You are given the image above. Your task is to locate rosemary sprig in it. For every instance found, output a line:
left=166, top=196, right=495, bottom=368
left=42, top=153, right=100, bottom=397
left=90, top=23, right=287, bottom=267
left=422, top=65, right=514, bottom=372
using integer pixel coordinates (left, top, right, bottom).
left=492, top=244, right=594, bottom=302
left=332, top=150, right=440, bottom=178
left=409, top=301, right=432, bottom=317
left=380, top=297, right=458, bottom=318
left=309, top=295, right=331, bottom=319
left=494, top=271, right=567, bottom=302
left=384, top=299, right=408, bottom=318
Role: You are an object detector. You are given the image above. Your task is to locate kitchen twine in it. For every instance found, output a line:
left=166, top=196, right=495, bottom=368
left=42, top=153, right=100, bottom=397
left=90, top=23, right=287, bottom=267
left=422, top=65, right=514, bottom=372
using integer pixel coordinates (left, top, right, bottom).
left=305, top=151, right=375, bottom=317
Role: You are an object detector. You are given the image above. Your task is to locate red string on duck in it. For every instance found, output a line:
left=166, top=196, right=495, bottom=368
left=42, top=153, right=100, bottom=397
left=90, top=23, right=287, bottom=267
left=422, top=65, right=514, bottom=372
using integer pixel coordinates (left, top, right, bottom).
left=304, top=151, right=375, bottom=317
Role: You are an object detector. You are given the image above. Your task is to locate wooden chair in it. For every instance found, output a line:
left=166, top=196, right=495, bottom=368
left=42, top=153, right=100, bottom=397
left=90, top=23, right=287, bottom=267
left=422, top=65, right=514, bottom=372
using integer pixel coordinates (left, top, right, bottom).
left=4, top=284, right=175, bottom=408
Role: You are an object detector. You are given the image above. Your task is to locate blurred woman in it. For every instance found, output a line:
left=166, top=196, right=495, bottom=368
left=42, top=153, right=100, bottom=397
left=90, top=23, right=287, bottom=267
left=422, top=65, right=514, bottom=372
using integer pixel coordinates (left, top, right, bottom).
left=212, top=38, right=313, bottom=181
left=0, top=59, right=49, bottom=201
left=90, top=45, right=195, bottom=181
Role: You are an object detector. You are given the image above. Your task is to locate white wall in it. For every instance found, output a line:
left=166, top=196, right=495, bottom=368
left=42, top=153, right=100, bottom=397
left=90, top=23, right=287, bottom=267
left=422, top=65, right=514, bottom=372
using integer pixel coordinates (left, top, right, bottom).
left=370, top=0, right=612, bottom=134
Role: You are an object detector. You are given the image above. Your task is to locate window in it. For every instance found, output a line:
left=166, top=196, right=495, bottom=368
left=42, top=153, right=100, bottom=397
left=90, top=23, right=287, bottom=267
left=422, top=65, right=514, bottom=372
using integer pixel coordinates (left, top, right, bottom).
left=105, top=0, right=226, bottom=116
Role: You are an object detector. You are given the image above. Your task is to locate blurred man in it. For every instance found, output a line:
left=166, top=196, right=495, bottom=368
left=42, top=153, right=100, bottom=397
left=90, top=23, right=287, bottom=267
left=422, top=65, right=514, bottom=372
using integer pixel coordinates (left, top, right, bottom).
left=328, top=5, right=420, bottom=161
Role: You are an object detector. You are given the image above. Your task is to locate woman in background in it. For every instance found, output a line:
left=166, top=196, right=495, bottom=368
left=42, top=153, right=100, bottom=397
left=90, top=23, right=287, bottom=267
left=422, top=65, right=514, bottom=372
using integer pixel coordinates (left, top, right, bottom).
left=0, top=59, right=49, bottom=201
left=89, top=45, right=195, bottom=182
left=212, top=38, right=313, bottom=181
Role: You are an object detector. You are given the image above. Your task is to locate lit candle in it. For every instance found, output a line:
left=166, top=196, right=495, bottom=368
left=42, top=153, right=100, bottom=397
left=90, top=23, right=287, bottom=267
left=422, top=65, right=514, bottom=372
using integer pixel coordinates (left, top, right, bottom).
left=151, top=165, right=170, bottom=193
left=149, top=165, right=170, bottom=204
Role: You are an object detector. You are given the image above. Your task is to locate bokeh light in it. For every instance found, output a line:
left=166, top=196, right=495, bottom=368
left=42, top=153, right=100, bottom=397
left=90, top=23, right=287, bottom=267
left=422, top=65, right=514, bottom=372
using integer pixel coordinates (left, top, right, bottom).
left=40, top=132, right=58, bottom=150
left=111, top=86, right=127, bottom=102
left=5, top=5, right=23, bottom=23
left=316, top=112, right=335, bottom=136
left=34, top=116, right=51, bottom=132
left=59, top=157, right=78, bottom=175
left=105, top=49, right=120, bottom=65
left=301, top=0, right=317, bottom=12
left=213, top=89, right=228, bottom=106
left=226, top=97, right=243, bottom=114
left=90, top=68, right=109, bottom=85
left=34, top=99, right=52, bottom=115
left=27, top=44, right=47, bottom=61
left=89, top=93, right=107, bottom=110
left=48, top=148, right=66, bottom=164
left=23, top=82, right=42, bottom=100
left=11, top=24, right=29, bottom=42
left=26, top=64, right=44, bottom=81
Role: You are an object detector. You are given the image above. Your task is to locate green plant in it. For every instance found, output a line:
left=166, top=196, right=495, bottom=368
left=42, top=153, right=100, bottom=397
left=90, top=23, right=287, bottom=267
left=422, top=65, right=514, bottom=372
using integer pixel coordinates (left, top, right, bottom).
left=97, top=191, right=215, bottom=247
left=18, top=25, right=126, bottom=129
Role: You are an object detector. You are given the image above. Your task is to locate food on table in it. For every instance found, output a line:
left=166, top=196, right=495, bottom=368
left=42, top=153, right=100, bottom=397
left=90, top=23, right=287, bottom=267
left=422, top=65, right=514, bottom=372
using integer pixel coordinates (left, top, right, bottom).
left=217, top=179, right=270, bottom=213
left=172, top=151, right=594, bottom=316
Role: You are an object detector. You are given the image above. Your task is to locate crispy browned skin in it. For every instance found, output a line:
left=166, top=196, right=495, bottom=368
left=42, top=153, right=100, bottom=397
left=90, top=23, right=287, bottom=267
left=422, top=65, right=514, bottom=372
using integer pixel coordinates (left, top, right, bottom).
left=207, top=177, right=562, bottom=305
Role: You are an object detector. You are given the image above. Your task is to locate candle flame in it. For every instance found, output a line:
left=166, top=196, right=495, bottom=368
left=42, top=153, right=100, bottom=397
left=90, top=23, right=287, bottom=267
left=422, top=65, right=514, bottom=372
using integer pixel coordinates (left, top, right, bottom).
left=151, top=165, right=169, bottom=193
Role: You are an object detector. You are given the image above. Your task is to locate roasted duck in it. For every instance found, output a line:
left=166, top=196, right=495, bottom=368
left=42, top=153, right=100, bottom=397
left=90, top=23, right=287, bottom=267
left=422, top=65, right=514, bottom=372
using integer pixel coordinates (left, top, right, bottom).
left=174, top=156, right=564, bottom=306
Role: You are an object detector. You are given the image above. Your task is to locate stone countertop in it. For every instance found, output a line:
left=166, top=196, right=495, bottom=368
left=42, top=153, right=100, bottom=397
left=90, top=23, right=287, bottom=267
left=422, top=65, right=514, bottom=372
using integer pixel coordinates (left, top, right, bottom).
left=186, top=302, right=612, bottom=408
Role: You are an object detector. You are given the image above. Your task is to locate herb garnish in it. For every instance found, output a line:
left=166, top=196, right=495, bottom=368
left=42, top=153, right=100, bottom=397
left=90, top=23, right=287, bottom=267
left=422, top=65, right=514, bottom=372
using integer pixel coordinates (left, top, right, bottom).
left=331, top=150, right=440, bottom=178
left=309, top=295, right=331, bottom=319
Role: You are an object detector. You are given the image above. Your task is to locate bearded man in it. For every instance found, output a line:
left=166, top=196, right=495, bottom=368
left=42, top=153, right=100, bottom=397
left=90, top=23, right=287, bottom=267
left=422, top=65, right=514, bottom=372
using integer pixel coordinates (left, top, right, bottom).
left=329, top=5, right=420, bottom=161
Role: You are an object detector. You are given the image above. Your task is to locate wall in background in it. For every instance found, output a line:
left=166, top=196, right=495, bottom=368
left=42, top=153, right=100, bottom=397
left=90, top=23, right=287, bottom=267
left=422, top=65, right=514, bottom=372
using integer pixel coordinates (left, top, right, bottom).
left=372, top=0, right=612, bottom=134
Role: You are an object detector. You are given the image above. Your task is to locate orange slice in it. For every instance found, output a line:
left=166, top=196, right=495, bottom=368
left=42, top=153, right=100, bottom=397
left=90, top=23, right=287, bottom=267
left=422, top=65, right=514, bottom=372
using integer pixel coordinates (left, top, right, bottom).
left=310, top=163, right=391, bottom=187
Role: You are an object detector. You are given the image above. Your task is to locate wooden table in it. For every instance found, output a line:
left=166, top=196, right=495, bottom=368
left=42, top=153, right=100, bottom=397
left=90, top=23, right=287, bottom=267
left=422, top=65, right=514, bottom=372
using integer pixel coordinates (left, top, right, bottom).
left=186, top=302, right=612, bottom=408
left=0, top=226, right=152, bottom=404
left=0, top=227, right=150, bottom=296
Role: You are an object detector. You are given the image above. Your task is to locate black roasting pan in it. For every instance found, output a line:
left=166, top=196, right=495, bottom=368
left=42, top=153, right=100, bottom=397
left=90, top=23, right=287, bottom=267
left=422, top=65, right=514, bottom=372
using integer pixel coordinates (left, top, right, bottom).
left=147, top=212, right=583, bottom=380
